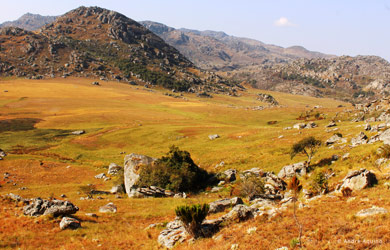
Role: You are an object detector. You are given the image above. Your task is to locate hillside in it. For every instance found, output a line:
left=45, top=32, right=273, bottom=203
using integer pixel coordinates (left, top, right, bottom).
left=0, top=7, right=236, bottom=94
left=228, top=56, right=390, bottom=102
left=0, top=13, right=57, bottom=31
left=140, top=21, right=334, bottom=71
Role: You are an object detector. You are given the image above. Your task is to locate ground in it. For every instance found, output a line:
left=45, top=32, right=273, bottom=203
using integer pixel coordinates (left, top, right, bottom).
left=0, top=77, right=389, bottom=249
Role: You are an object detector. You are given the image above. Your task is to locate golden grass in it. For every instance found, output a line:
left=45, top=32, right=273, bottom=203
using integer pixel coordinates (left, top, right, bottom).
left=0, top=77, right=387, bottom=249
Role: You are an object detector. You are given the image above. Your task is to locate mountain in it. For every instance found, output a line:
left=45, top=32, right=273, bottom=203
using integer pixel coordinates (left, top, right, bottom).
left=0, top=7, right=237, bottom=94
left=0, top=13, right=57, bottom=31
left=140, top=21, right=334, bottom=71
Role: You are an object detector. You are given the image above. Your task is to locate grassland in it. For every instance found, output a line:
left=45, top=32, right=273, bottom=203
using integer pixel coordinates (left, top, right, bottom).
left=1, top=77, right=390, bottom=249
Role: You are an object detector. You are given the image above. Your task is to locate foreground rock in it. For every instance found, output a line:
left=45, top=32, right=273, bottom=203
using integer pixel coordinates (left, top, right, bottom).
left=124, top=153, right=157, bottom=197
left=338, top=169, right=377, bottom=191
left=209, top=197, right=243, bottom=214
left=60, top=217, right=81, bottom=230
left=23, top=198, right=79, bottom=217
left=277, top=162, right=307, bottom=178
left=356, top=206, right=388, bottom=217
left=158, top=219, right=188, bottom=249
left=99, top=202, right=117, bottom=213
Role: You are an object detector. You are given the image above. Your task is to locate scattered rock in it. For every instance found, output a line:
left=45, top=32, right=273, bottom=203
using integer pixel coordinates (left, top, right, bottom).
left=71, top=130, right=85, bottom=135
left=0, top=149, right=6, bottom=158
left=217, top=169, right=236, bottom=182
left=326, top=121, right=337, bottom=127
left=277, top=162, right=307, bottom=179
left=356, top=206, right=388, bottom=217
left=351, top=132, right=368, bottom=147
left=99, top=202, right=117, bottom=213
left=209, top=197, right=243, bottom=214
left=108, top=163, right=122, bottom=175
left=208, top=134, right=220, bottom=140
left=379, top=128, right=390, bottom=145
left=124, top=153, right=157, bottom=197
left=338, top=169, right=377, bottom=191
left=23, top=198, right=79, bottom=217
left=326, top=134, right=342, bottom=146
left=110, top=184, right=125, bottom=194
left=95, top=173, right=107, bottom=179
left=91, top=81, right=100, bottom=86
left=158, top=219, right=188, bottom=249
left=85, top=213, right=98, bottom=218
left=210, top=186, right=223, bottom=193
left=60, top=217, right=81, bottom=230
left=293, top=123, right=306, bottom=130
left=221, top=205, right=255, bottom=222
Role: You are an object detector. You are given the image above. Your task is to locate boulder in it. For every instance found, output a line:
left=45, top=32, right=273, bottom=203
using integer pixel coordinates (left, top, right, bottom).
left=209, top=197, right=243, bottom=214
left=123, top=153, right=157, bottom=197
left=23, top=198, right=79, bottom=217
left=326, top=134, right=342, bottom=146
left=355, top=206, right=388, bottom=217
left=293, top=123, right=306, bottom=130
left=108, top=163, right=122, bottom=175
left=60, top=217, right=81, bottom=230
left=221, top=205, right=255, bottom=223
left=110, top=184, right=125, bottom=194
left=99, top=202, right=117, bottom=213
left=379, top=128, right=390, bottom=145
left=338, top=169, right=377, bottom=191
left=277, top=162, right=307, bottom=179
left=158, top=219, right=188, bottom=249
left=208, top=134, right=220, bottom=140
left=351, top=132, right=368, bottom=147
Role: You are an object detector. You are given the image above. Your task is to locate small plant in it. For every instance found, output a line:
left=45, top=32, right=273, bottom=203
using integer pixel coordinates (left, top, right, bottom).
left=309, top=172, right=328, bottom=194
left=290, top=238, right=300, bottom=248
left=288, top=176, right=303, bottom=247
left=175, top=204, right=209, bottom=239
left=290, top=136, right=322, bottom=167
left=239, top=175, right=265, bottom=200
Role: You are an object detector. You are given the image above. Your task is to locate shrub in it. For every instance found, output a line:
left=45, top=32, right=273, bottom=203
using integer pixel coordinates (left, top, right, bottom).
left=290, top=136, right=322, bottom=166
left=175, top=204, right=209, bottom=238
left=137, top=146, right=211, bottom=192
left=239, top=175, right=265, bottom=200
left=309, top=172, right=328, bottom=194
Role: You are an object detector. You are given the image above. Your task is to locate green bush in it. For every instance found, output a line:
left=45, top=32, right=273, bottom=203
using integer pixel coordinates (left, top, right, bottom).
left=175, top=204, right=209, bottom=238
left=309, top=172, right=328, bottom=194
left=137, top=146, right=211, bottom=192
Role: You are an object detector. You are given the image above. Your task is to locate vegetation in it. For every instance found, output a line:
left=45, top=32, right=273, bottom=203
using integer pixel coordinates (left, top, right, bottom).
left=288, top=176, right=303, bottom=247
left=280, top=72, right=325, bottom=88
left=309, top=172, right=328, bottom=194
left=137, top=146, right=211, bottom=192
left=290, top=136, right=322, bottom=166
left=175, top=204, right=209, bottom=238
left=239, top=175, right=265, bottom=200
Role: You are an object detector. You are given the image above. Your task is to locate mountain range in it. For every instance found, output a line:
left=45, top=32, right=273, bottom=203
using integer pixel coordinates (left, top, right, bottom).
left=1, top=8, right=389, bottom=101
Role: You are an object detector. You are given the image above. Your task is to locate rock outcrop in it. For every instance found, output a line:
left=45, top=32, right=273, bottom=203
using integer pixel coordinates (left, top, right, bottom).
left=208, top=197, right=243, bottom=214
left=338, top=169, right=377, bottom=191
left=123, top=153, right=157, bottom=197
left=277, top=162, right=307, bottom=179
left=23, top=198, right=79, bottom=217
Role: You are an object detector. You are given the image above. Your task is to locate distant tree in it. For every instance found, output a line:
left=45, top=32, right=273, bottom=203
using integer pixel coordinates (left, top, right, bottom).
left=290, top=136, right=322, bottom=167
left=288, top=176, right=303, bottom=247
left=175, top=204, right=209, bottom=239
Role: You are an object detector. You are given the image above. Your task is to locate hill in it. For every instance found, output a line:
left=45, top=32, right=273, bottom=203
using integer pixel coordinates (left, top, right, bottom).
left=140, top=21, right=334, bottom=71
left=0, top=7, right=237, bottom=94
left=0, top=13, right=57, bottom=31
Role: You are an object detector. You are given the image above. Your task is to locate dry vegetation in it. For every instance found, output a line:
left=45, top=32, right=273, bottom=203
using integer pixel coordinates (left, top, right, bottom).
left=1, top=77, right=390, bottom=249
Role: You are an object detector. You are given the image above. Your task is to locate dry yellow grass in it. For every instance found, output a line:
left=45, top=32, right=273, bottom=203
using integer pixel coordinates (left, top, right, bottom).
left=1, top=77, right=388, bottom=249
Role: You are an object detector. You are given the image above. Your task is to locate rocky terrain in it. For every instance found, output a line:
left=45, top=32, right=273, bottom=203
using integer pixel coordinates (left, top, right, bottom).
left=140, top=21, right=333, bottom=71
left=0, top=13, right=57, bottom=31
left=0, top=7, right=237, bottom=94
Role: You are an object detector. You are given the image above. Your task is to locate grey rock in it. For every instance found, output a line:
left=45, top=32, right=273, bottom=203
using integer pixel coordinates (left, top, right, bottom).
left=221, top=204, right=255, bottom=222
left=158, top=219, right=188, bottom=249
left=326, top=134, right=342, bottom=146
left=351, top=132, right=368, bottom=147
left=110, top=184, right=125, bottom=194
left=0, top=149, right=6, bottom=158
left=356, top=206, right=388, bottom=217
left=124, top=153, right=157, bottom=197
left=379, top=128, right=390, bottom=145
left=293, top=123, right=306, bottom=129
left=338, top=169, right=377, bottom=191
left=217, top=169, right=236, bottom=182
left=60, top=217, right=81, bottom=230
left=95, top=173, right=106, bottom=179
left=208, top=134, right=220, bottom=140
left=85, top=213, right=98, bottom=218
left=277, top=162, right=307, bottom=179
left=91, top=81, right=100, bottom=86
left=23, top=198, right=79, bottom=217
left=99, top=202, right=117, bottom=213
left=209, top=197, right=243, bottom=214
left=326, top=121, right=337, bottom=127
left=108, top=163, right=122, bottom=175
left=71, top=130, right=85, bottom=135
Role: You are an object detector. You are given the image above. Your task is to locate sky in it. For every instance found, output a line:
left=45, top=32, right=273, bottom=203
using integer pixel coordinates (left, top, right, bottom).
left=1, top=0, right=389, bottom=61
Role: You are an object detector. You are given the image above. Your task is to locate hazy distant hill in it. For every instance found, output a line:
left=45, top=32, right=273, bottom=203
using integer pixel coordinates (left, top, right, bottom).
left=140, top=21, right=334, bottom=71
left=0, top=7, right=237, bottom=94
left=0, top=13, right=57, bottom=31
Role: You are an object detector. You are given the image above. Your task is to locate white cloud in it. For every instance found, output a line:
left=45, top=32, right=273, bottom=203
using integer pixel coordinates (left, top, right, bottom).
left=274, top=17, right=295, bottom=27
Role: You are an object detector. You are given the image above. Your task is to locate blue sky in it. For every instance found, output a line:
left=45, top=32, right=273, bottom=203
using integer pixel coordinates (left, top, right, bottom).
left=1, top=0, right=389, bottom=61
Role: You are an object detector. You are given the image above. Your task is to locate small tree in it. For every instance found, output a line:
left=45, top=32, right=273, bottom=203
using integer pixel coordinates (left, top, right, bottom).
left=290, top=136, right=321, bottom=167
left=175, top=204, right=209, bottom=239
left=288, top=176, right=303, bottom=247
